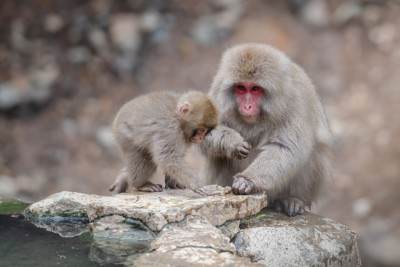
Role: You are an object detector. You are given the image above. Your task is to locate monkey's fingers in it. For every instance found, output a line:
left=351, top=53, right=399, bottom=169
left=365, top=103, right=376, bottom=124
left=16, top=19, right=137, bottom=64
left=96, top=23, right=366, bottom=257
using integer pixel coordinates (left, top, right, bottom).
left=165, top=180, right=187, bottom=189
left=276, top=198, right=304, bottom=217
left=140, top=183, right=163, bottom=192
left=234, top=149, right=247, bottom=159
left=153, top=184, right=163, bottom=191
left=177, top=184, right=187, bottom=189
left=165, top=182, right=187, bottom=189
left=109, top=180, right=128, bottom=194
left=287, top=200, right=304, bottom=217
left=232, top=179, right=240, bottom=194
left=234, top=142, right=251, bottom=159
left=238, top=148, right=249, bottom=159
left=243, top=141, right=252, bottom=150
left=232, top=176, right=254, bottom=195
left=143, top=187, right=163, bottom=192
left=165, top=177, right=187, bottom=189
left=239, top=182, right=252, bottom=194
left=109, top=184, right=116, bottom=192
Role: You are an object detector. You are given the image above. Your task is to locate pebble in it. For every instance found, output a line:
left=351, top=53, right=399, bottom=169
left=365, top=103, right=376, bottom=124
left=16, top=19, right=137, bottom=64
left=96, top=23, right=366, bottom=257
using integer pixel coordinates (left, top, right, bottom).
left=44, top=14, right=65, bottom=33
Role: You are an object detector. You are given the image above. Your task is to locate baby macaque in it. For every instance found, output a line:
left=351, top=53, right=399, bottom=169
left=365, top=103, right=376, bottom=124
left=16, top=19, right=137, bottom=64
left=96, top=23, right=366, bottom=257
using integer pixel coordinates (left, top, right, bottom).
left=109, top=90, right=218, bottom=195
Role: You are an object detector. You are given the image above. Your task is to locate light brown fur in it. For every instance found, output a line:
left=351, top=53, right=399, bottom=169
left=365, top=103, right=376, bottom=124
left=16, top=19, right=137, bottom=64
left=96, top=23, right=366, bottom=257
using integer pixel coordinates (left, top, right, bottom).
left=109, top=90, right=218, bottom=194
left=198, top=44, right=332, bottom=216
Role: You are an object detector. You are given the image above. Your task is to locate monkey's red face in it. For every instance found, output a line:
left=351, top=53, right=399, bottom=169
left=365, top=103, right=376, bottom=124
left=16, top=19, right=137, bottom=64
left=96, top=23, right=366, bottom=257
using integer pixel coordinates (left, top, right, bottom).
left=191, top=127, right=208, bottom=144
left=234, top=82, right=263, bottom=123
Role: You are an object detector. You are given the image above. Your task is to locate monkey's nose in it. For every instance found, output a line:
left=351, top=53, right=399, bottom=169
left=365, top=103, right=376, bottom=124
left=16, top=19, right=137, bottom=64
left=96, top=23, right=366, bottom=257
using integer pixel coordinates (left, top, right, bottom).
left=244, top=104, right=252, bottom=110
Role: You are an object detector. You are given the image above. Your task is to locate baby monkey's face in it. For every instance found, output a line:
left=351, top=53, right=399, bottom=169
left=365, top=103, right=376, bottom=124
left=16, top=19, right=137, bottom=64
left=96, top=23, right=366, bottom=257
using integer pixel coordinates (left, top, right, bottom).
left=190, top=127, right=209, bottom=144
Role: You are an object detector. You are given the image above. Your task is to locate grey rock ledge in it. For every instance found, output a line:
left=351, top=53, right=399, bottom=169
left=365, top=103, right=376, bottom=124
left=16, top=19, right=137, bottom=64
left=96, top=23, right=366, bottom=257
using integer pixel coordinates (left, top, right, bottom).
left=26, top=185, right=268, bottom=232
left=25, top=186, right=361, bottom=266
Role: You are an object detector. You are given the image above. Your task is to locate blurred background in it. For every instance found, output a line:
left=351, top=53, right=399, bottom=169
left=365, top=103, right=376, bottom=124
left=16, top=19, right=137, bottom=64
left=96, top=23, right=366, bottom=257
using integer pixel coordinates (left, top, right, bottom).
left=0, top=0, right=399, bottom=266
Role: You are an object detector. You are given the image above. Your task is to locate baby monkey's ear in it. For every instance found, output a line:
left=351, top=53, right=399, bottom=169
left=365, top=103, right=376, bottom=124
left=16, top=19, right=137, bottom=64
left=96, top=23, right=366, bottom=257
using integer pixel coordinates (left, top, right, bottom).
left=178, top=101, right=191, bottom=115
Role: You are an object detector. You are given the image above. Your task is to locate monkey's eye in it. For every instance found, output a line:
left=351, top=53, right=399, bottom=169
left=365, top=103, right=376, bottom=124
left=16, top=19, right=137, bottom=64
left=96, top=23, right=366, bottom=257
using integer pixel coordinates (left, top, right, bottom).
left=251, top=86, right=263, bottom=96
left=237, top=85, right=246, bottom=91
left=234, top=84, right=247, bottom=96
left=191, top=129, right=197, bottom=138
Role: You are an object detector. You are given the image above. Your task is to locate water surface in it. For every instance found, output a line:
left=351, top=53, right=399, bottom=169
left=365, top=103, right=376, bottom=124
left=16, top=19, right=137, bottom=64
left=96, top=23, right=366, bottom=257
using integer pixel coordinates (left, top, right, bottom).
left=0, top=198, right=124, bottom=266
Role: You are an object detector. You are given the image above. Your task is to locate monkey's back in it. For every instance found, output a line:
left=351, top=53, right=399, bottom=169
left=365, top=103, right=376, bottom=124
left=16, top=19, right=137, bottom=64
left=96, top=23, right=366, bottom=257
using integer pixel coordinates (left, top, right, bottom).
left=113, top=91, right=182, bottom=151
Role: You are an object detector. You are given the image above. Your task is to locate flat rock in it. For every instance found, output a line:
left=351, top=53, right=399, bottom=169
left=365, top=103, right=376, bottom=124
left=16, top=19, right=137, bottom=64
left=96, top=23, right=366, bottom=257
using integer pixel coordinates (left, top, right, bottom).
left=150, top=215, right=235, bottom=253
left=27, top=186, right=268, bottom=232
left=234, top=209, right=362, bottom=267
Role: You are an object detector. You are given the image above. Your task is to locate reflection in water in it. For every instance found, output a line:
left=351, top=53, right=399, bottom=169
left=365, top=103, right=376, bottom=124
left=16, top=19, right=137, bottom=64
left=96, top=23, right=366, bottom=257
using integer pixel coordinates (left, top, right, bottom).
left=27, top=215, right=90, bottom=237
left=0, top=215, right=143, bottom=266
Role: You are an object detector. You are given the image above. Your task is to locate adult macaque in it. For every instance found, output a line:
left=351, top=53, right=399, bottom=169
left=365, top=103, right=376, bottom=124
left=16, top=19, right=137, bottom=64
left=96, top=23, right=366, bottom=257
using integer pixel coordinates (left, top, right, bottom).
left=109, top=91, right=218, bottom=195
left=199, top=43, right=332, bottom=216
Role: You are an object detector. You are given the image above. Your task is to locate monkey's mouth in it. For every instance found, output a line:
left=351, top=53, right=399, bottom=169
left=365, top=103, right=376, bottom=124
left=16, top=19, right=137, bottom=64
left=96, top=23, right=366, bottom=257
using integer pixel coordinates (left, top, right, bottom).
left=190, top=128, right=208, bottom=143
left=242, top=114, right=258, bottom=123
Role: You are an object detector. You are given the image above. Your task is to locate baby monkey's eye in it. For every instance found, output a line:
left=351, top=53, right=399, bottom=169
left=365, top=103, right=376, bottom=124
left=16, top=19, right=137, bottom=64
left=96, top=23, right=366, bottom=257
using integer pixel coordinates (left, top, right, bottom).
left=191, top=129, right=198, bottom=138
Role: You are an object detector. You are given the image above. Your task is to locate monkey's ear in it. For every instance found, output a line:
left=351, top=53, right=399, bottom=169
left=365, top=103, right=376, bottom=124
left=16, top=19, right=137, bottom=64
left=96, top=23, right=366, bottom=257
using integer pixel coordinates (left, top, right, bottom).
left=178, top=101, right=191, bottom=115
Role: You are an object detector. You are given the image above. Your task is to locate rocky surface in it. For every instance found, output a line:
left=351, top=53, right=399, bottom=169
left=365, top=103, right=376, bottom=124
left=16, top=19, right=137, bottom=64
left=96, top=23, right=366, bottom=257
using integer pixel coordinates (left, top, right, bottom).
left=25, top=186, right=269, bottom=265
left=149, top=215, right=235, bottom=253
left=132, top=247, right=262, bottom=267
left=130, top=215, right=262, bottom=267
left=26, top=185, right=268, bottom=232
left=23, top=189, right=362, bottom=266
left=234, top=210, right=362, bottom=267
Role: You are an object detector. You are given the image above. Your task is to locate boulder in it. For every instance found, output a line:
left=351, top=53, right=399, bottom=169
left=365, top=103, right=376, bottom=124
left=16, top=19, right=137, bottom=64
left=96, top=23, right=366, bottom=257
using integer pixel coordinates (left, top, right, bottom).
left=234, top=210, right=362, bottom=267
left=132, top=215, right=262, bottom=266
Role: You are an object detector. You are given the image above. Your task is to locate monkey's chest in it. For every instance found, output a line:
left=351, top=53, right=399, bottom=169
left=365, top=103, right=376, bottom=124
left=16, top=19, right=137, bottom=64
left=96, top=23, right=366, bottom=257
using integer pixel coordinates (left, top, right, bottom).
left=231, top=150, right=260, bottom=172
